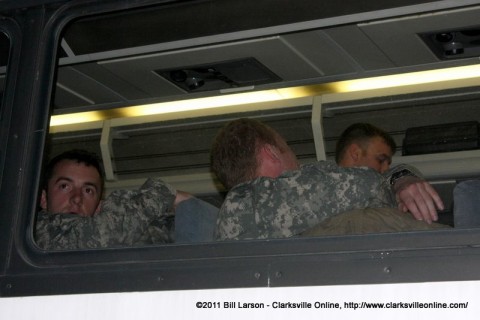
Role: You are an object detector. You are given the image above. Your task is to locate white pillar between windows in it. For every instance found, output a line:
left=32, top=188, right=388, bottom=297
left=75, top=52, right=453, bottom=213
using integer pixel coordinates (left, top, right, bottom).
left=100, top=120, right=118, bottom=181
left=311, top=95, right=326, bottom=161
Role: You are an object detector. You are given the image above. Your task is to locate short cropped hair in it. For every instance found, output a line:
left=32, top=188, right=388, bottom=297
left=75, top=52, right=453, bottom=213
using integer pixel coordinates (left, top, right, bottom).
left=210, top=118, right=280, bottom=190
left=43, top=149, right=104, bottom=191
left=335, top=123, right=396, bottom=163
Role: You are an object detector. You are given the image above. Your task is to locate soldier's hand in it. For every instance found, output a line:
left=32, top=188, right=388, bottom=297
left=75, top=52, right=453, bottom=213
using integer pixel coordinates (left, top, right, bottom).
left=174, top=190, right=193, bottom=209
left=394, top=176, right=444, bottom=224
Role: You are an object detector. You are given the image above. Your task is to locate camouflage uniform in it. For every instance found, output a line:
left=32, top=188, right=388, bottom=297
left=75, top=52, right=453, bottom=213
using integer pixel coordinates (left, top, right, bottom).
left=215, top=161, right=407, bottom=240
left=35, top=177, right=176, bottom=250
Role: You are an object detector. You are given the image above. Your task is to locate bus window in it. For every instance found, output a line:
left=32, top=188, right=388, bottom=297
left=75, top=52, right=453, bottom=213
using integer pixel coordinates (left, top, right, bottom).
left=36, top=1, right=480, bottom=253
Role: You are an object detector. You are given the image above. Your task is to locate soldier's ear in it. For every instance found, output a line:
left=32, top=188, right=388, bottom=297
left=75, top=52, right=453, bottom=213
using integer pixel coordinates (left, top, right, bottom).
left=94, top=200, right=103, bottom=214
left=347, top=143, right=362, bottom=163
left=40, top=190, right=48, bottom=210
left=263, top=144, right=281, bottom=162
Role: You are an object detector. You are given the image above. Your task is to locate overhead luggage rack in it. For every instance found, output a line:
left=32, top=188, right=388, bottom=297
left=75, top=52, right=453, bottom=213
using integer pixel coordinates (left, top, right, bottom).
left=402, top=121, right=480, bottom=156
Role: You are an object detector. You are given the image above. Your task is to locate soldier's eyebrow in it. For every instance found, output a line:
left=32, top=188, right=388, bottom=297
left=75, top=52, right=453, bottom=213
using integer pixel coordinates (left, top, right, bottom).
left=53, top=176, right=74, bottom=185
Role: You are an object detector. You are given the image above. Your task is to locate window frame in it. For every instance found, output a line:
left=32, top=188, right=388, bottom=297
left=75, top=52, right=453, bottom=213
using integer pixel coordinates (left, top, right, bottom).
left=1, top=0, right=480, bottom=298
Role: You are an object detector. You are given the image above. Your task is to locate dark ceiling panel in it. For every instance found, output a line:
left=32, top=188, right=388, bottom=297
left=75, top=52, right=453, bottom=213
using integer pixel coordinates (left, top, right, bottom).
left=62, top=0, right=444, bottom=55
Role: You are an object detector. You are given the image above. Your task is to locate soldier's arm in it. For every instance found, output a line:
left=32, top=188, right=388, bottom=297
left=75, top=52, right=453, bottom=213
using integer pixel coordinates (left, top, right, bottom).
left=385, top=164, right=444, bottom=223
left=35, top=177, right=177, bottom=249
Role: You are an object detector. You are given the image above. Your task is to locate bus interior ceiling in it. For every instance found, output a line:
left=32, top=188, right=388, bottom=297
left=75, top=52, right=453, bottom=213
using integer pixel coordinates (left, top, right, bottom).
left=52, top=2, right=480, bottom=112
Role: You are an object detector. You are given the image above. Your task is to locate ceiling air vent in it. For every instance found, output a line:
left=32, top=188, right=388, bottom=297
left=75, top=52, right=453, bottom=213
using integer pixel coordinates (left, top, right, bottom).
left=155, top=57, right=282, bottom=93
left=421, top=27, right=480, bottom=60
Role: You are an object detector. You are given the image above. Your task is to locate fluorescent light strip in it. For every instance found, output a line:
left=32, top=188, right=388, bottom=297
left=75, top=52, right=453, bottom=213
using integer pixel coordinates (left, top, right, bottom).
left=335, top=64, right=480, bottom=92
left=50, top=64, right=480, bottom=128
left=49, top=90, right=293, bottom=127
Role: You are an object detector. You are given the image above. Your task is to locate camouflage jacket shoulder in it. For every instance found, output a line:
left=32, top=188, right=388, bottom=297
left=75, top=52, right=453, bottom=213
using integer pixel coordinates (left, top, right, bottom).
left=215, top=161, right=396, bottom=241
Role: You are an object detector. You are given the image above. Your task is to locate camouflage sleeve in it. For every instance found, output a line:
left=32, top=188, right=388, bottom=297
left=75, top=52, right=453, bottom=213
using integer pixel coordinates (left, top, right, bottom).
left=215, top=185, right=258, bottom=240
left=215, top=161, right=397, bottom=241
left=35, top=177, right=176, bottom=250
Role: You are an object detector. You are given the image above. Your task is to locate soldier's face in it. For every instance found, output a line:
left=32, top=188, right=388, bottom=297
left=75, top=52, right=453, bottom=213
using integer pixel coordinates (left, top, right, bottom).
left=275, top=134, right=300, bottom=172
left=41, top=159, right=102, bottom=216
left=357, top=137, right=393, bottom=174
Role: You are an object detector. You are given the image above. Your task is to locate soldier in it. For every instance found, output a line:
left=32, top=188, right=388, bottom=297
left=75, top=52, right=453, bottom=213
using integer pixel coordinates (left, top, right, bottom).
left=210, top=118, right=447, bottom=240
left=335, top=123, right=444, bottom=223
left=36, top=149, right=218, bottom=249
